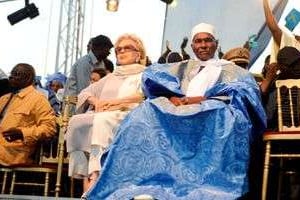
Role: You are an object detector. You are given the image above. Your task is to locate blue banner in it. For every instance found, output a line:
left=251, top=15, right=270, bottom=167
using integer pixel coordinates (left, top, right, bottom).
left=285, top=8, right=300, bottom=31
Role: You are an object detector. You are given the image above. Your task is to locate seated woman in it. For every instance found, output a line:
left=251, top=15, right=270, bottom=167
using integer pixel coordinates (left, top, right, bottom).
left=65, top=33, right=147, bottom=193
left=85, top=23, right=266, bottom=200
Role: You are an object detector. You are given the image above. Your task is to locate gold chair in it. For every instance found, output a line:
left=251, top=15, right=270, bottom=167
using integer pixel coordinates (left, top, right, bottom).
left=262, top=79, right=300, bottom=200
left=9, top=95, right=77, bottom=197
left=9, top=140, right=59, bottom=196
left=54, top=95, right=77, bottom=197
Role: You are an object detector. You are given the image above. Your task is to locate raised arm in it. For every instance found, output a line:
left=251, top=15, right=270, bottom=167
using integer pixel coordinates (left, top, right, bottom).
left=181, top=37, right=191, bottom=60
left=263, top=0, right=282, bottom=45
left=157, top=40, right=172, bottom=63
left=260, top=63, right=278, bottom=95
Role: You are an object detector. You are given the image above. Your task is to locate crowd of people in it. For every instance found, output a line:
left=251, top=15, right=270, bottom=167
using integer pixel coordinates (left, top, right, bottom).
left=1, top=0, right=300, bottom=199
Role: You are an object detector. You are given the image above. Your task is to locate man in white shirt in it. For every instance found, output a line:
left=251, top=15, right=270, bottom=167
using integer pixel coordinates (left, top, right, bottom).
left=168, top=23, right=238, bottom=105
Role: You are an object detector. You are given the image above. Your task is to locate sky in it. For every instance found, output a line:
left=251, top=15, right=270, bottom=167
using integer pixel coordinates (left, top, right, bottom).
left=0, top=0, right=166, bottom=77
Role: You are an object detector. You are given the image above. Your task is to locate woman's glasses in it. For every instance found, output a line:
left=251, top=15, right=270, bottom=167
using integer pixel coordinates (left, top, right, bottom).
left=115, top=45, right=138, bottom=54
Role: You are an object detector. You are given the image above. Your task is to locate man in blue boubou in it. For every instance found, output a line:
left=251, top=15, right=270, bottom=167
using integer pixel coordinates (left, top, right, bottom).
left=85, top=23, right=266, bottom=200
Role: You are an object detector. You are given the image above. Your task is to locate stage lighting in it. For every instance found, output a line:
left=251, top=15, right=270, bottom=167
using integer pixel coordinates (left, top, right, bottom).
left=160, top=0, right=174, bottom=4
left=106, top=0, right=119, bottom=12
left=7, top=1, right=39, bottom=25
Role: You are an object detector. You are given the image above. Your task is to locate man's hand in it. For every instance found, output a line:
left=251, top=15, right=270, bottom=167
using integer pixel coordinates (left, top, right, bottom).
left=260, top=62, right=280, bottom=94
left=2, top=128, right=24, bottom=142
left=169, top=96, right=206, bottom=106
left=169, top=96, right=184, bottom=106
left=265, top=63, right=279, bottom=82
left=185, top=96, right=206, bottom=104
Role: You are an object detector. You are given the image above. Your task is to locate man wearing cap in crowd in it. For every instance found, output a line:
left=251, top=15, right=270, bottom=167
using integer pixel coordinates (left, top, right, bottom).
left=64, top=34, right=113, bottom=96
left=222, top=47, right=250, bottom=69
left=85, top=23, right=266, bottom=200
left=260, top=46, right=300, bottom=96
left=276, top=46, right=300, bottom=79
left=261, top=46, right=300, bottom=131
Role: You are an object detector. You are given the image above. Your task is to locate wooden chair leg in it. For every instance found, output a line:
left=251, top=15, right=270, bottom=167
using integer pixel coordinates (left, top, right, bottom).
left=262, top=141, right=271, bottom=200
left=277, top=158, right=284, bottom=200
left=70, top=177, right=74, bottom=198
left=55, top=144, right=64, bottom=197
left=44, top=172, right=50, bottom=196
left=1, top=171, right=8, bottom=194
left=10, top=171, right=16, bottom=195
left=55, top=126, right=67, bottom=197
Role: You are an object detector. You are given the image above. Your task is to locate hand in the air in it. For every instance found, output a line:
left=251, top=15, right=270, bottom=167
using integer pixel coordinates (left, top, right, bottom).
left=166, top=40, right=171, bottom=51
left=265, top=63, right=279, bottom=82
left=180, top=37, right=188, bottom=49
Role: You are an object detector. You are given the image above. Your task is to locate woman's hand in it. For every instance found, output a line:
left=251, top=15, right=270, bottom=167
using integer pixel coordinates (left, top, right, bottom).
left=103, top=103, right=132, bottom=111
left=87, top=96, right=99, bottom=107
left=94, top=94, right=144, bottom=112
left=95, top=99, right=132, bottom=112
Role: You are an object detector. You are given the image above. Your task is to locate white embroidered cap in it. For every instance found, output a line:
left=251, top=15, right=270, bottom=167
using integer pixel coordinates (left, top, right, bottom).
left=191, top=23, right=216, bottom=40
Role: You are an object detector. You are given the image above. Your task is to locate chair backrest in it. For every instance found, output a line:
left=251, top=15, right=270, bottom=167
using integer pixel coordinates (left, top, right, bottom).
left=276, top=79, right=300, bottom=131
left=25, top=95, right=77, bottom=195
left=56, top=95, right=77, bottom=161
left=0, top=96, right=78, bottom=197
left=38, top=138, right=58, bottom=165
left=39, top=95, right=77, bottom=165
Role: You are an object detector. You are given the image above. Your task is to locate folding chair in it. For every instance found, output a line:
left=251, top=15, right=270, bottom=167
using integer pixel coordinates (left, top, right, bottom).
left=9, top=95, right=77, bottom=197
left=262, top=79, right=300, bottom=200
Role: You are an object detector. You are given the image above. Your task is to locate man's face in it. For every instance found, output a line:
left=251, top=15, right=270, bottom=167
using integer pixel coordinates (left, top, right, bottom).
left=191, top=32, right=218, bottom=61
left=8, top=65, right=34, bottom=90
left=93, top=46, right=112, bottom=61
left=90, top=72, right=101, bottom=84
left=50, top=80, right=63, bottom=93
